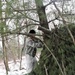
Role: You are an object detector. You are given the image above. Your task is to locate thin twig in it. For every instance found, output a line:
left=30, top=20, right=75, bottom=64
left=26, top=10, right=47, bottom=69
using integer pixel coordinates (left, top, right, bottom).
left=5, top=0, right=39, bottom=23
left=44, top=64, right=48, bottom=75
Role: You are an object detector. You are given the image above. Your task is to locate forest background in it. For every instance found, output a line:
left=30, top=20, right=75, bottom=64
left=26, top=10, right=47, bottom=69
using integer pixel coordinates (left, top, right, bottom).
left=0, top=0, right=75, bottom=75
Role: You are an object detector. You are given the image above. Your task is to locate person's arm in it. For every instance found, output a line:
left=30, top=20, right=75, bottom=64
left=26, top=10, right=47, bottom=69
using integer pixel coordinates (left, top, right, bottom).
left=26, top=38, right=43, bottom=48
left=35, top=40, right=43, bottom=48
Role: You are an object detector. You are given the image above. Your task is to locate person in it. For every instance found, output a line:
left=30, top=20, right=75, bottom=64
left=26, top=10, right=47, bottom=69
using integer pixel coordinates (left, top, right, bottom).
left=24, top=29, right=42, bottom=75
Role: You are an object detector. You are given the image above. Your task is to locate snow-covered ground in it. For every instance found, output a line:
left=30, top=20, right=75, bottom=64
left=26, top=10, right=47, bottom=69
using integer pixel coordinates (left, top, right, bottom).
left=0, top=56, right=29, bottom=75
left=0, top=53, right=40, bottom=75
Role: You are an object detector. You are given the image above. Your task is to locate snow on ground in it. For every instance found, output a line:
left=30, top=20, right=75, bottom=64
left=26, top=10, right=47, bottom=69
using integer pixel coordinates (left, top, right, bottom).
left=0, top=56, right=28, bottom=75
left=0, top=53, right=40, bottom=75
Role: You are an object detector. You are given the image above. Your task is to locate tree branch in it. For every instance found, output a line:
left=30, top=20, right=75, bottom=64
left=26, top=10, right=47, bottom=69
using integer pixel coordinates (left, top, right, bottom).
left=48, top=17, right=58, bottom=23
left=44, top=64, right=48, bottom=75
left=14, top=9, right=37, bottom=11
left=44, top=0, right=56, bottom=8
left=38, top=25, right=51, bottom=34
left=11, top=23, right=39, bottom=32
left=52, top=0, right=75, bottom=45
left=5, top=0, right=39, bottom=23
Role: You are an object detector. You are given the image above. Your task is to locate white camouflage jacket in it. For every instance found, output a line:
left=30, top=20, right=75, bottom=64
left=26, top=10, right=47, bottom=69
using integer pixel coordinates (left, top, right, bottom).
left=25, top=37, right=42, bottom=57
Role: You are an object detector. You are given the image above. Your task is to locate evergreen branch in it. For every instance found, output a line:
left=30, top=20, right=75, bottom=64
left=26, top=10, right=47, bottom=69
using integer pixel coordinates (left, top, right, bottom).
left=43, top=42, right=64, bottom=75
left=52, top=0, right=75, bottom=45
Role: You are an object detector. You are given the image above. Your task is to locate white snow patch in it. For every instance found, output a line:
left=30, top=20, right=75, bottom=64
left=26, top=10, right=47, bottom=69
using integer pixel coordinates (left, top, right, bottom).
left=0, top=55, right=40, bottom=75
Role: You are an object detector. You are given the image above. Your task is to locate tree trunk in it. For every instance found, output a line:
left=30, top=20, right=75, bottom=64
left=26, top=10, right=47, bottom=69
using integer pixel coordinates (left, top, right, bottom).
left=34, top=0, right=64, bottom=75
left=0, top=1, right=9, bottom=75
left=2, top=35, right=10, bottom=74
left=34, top=0, right=51, bottom=75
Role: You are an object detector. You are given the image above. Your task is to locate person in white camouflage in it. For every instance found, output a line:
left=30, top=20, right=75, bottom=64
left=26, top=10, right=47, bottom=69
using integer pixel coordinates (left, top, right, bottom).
left=24, top=29, right=42, bottom=75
